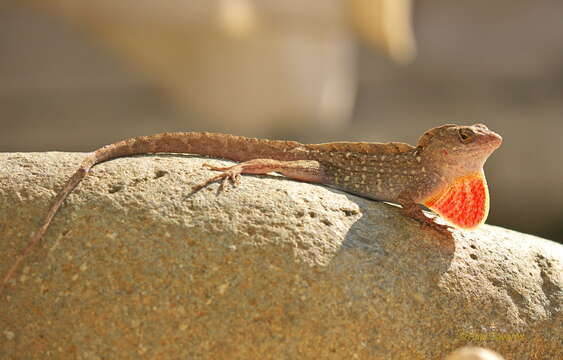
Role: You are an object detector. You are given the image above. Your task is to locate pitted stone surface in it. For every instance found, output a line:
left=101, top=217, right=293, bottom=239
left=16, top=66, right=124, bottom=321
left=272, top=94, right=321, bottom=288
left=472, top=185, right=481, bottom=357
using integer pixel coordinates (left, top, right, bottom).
left=0, top=153, right=561, bottom=359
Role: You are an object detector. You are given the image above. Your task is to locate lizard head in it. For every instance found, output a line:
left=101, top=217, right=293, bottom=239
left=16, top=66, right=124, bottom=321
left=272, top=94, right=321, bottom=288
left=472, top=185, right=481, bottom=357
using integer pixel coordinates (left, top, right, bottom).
left=417, top=124, right=502, bottom=229
left=417, top=123, right=502, bottom=175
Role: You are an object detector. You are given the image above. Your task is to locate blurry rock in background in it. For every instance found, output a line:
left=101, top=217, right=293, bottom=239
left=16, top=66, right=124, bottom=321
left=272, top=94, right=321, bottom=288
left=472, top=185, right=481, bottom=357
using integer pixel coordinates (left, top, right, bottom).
left=28, top=0, right=414, bottom=134
left=445, top=347, right=505, bottom=360
left=347, top=0, right=415, bottom=64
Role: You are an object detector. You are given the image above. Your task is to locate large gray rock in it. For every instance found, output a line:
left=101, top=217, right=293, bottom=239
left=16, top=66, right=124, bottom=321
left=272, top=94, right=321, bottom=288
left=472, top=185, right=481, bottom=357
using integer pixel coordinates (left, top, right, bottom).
left=0, top=153, right=561, bottom=359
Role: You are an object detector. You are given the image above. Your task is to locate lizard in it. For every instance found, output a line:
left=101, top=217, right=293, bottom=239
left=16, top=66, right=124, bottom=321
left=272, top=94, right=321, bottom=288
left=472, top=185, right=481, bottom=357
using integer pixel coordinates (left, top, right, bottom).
left=0, top=123, right=502, bottom=294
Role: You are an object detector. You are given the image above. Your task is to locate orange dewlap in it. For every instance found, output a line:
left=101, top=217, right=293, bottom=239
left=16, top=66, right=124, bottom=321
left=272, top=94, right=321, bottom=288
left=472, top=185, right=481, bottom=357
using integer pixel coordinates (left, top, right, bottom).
left=423, top=171, right=490, bottom=229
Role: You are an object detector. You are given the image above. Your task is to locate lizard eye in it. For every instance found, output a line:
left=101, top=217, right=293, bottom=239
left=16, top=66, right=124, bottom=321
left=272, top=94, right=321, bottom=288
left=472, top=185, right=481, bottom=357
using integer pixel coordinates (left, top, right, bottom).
left=458, top=128, right=474, bottom=144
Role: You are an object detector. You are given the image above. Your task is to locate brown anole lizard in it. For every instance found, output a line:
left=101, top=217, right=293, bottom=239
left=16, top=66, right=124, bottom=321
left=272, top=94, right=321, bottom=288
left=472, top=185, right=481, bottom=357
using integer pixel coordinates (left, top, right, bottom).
left=0, top=123, right=502, bottom=293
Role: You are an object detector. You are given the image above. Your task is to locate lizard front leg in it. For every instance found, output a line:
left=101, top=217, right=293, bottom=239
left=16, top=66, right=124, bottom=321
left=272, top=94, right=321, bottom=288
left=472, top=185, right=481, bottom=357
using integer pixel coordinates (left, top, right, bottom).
left=193, top=159, right=327, bottom=191
left=397, top=196, right=453, bottom=234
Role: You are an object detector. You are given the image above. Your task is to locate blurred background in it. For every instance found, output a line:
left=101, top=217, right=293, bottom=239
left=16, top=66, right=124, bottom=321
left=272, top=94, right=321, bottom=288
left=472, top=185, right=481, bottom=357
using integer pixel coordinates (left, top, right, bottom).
left=1, top=0, right=561, bottom=241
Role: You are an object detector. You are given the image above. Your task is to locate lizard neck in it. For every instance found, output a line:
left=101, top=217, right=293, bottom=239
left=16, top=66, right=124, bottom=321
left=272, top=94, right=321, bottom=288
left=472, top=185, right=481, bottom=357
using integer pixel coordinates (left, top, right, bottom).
left=416, top=149, right=486, bottom=203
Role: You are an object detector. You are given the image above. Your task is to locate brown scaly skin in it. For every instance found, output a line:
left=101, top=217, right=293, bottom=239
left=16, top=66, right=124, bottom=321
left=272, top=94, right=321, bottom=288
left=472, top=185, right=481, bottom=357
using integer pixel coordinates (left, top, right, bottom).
left=0, top=124, right=502, bottom=294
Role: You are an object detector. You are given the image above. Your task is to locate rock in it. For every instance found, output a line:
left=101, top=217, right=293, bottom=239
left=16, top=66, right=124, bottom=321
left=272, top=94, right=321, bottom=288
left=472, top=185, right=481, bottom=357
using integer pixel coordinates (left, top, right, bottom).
left=0, top=152, right=561, bottom=359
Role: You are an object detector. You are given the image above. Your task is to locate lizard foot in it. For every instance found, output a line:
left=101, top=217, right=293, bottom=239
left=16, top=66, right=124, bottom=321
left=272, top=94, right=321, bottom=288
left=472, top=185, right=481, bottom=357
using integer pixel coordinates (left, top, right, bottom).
left=398, top=198, right=453, bottom=235
left=418, top=215, right=453, bottom=235
left=192, top=163, right=243, bottom=192
left=410, top=211, right=453, bottom=235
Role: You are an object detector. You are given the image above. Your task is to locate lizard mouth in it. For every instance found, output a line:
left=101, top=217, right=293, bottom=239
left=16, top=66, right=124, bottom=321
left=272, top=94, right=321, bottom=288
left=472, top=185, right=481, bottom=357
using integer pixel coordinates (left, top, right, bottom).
left=471, top=123, right=502, bottom=150
left=486, top=132, right=503, bottom=150
left=474, top=127, right=502, bottom=151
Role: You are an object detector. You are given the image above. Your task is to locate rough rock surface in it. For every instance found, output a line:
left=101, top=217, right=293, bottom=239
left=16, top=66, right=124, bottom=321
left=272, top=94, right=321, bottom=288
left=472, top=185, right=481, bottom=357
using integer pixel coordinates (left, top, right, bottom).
left=0, top=153, right=561, bottom=359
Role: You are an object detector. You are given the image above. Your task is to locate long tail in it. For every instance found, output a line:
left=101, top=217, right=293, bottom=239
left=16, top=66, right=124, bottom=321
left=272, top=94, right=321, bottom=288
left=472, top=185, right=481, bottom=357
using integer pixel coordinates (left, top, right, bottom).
left=0, top=132, right=307, bottom=293
left=92, top=132, right=306, bottom=163
left=0, top=165, right=92, bottom=293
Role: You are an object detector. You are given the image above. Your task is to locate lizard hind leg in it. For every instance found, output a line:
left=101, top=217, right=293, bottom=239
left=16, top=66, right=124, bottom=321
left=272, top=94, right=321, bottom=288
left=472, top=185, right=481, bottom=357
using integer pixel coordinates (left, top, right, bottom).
left=192, top=159, right=326, bottom=192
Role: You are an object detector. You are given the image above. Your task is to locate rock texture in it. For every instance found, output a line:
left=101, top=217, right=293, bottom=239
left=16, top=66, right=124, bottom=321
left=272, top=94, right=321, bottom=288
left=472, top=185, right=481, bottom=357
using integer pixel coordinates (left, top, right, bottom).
left=0, top=153, right=561, bottom=359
